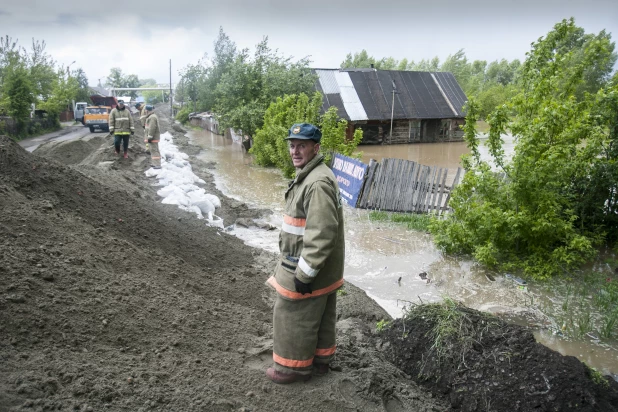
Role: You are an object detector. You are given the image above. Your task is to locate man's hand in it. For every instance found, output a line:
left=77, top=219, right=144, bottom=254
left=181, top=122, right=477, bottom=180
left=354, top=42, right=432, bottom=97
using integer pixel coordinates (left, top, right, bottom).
left=131, top=131, right=134, bottom=135
left=294, top=278, right=312, bottom=295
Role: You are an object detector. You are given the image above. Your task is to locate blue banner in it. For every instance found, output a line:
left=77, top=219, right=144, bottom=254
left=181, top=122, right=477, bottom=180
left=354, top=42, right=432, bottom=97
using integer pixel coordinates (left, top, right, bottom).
left=331, top=154, right=367, bottom=207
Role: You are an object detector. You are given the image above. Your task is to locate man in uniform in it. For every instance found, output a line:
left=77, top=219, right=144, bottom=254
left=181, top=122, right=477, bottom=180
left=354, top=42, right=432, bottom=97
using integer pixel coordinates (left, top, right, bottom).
left=266, top=123, right=345, bottom=384
left=143, top=105, right=161, bottom=169
left=109, top=99, right=135, bottom=159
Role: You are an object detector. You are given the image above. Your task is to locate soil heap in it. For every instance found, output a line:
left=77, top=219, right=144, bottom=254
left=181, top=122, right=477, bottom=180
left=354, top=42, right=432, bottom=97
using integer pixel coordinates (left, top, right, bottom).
left=0, top=110, right=446, bottom=412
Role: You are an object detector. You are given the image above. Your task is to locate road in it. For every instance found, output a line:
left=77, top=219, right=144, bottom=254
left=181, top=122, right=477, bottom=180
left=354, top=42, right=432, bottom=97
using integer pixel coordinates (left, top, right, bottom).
left=18, top=125, right=102, bottom=152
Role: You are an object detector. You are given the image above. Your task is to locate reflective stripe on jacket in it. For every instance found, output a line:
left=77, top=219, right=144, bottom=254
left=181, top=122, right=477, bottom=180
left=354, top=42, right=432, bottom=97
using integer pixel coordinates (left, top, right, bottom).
left=268, top=153, right=345, bottom=300
left=146, top=113, right=160, bottom=141
left=140, top=107, right=147, bottom=127
left=109, top=107, right=135, bottom=134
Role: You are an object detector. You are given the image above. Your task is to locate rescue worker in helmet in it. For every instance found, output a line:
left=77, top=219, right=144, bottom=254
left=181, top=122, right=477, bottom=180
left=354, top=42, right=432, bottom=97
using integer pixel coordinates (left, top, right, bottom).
left=265, top=123, right=345, bottom=384
left=143, top=105, right=161, bottom=169
left=109, top=99, right=135, bottom=159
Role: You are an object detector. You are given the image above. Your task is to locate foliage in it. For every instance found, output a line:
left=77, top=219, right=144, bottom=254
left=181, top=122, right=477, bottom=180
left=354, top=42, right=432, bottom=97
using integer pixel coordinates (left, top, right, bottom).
left=178, top=28, right=316, bottom=139
left=105, top=68, right=142, bottom=98
left=73, top=68, right=90, bottom=102
left=430, top=19, right=618, bottom=279
left=175, top=106, right=191, bottom=124
left=2, top=62, right=35, bottom=134
left=250, top=92, right=362, bottom=178
left=39, top=68, right=79, bottom=116
left=375, top=319, right=390, bottom=332
left=340, top=33, right=615, bottom=120
left=369, top=211, right=432, bottom=232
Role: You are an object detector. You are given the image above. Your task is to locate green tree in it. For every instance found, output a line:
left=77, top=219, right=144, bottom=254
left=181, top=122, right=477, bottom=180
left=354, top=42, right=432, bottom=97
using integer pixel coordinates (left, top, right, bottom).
left=73, top=68, right=90, bottom=102
left=430, top=18, right=617, bottom=279
left=106, top=67, right=124, bottom=88
left=251, top=92, right=362, bottom=178
left=39, top=67, right=79, bottom=116
left=2, top=62, right=35, bottom=135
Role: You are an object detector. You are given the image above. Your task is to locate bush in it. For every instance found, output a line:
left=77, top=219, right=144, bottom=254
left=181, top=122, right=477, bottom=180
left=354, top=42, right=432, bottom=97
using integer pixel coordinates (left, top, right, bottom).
left=176, top=106, right=191, bottom=124
left=251, top=92, right=363, bottom=178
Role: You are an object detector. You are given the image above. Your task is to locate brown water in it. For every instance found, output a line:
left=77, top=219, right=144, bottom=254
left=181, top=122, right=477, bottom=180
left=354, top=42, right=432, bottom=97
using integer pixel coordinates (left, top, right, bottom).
left=188, top=129, right=618, bottom=376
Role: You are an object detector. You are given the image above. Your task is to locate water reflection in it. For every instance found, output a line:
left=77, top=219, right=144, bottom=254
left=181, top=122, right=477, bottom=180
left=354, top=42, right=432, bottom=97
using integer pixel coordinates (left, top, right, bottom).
left=186, top=129, right=617, bottom=375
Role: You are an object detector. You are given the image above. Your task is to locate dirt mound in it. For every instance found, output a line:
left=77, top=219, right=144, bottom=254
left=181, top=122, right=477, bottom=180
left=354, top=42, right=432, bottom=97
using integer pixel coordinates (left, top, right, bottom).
left=380, top=301, right=618, bottom=411
left=0, top=132, right=446, bottom=411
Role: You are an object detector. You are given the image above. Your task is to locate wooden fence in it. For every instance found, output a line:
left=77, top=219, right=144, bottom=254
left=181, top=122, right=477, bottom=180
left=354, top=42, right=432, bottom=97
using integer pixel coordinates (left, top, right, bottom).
left=357, top=158, right=462, bottom=214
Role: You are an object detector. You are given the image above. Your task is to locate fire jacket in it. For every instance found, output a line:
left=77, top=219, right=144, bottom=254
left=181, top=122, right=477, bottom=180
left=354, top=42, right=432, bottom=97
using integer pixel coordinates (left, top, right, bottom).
left=109, top=106, right=135, bottom=135
left=267, top=154, right=345, bottom=300
left=146, top=113, right=160, bottom=142
left=140, top=107, right=147, bottom=127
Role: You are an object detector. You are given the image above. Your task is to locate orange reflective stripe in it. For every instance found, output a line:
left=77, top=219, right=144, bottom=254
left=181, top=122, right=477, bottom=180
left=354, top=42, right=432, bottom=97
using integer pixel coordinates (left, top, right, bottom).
left=150, top=140, right=159, bottom=143
left=283, top=215, right=306, bottom=227
left=151, top=156, right=161, bottom=159
left=273, top=352, right=313, bottom=368
left=267, top=276, right=344, bottom=300
left=315, top=346, right=336, bottom=356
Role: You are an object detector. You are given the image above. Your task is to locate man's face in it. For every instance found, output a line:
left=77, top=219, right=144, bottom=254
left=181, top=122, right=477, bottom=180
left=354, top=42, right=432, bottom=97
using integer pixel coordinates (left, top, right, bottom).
left=118, top=102, right=125, bottom=109
left=288, top=139, right=319, bottom=169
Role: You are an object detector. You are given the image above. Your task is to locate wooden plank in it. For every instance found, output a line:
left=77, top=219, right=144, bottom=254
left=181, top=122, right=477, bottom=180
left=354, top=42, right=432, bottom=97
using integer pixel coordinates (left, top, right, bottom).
left=375, top=158, right=389, bottom=210
left=402, top=162, right=417, bottom=212
left=358, top=159, right=377, bottom=208
left=442, top=167, right=463, bottom=214
left=429, top=167, right=443, bottom=212
left=393, top=159, right=407, bottom=212
left=397, top=160, right=412, bottom=212
left=435, top=168, right=449, bottom=213
left=412, top=166, right=428, bottom=213
left=422, top=166, right=437, bottom=213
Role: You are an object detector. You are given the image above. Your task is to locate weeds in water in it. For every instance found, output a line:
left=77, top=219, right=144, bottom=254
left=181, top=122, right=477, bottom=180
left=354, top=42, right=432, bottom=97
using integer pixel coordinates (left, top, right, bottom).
left=576, top=308, right=593, bottom=337
left=368, top=210, right=433, bottom=232
left=599, top=308, right=618, bottom=339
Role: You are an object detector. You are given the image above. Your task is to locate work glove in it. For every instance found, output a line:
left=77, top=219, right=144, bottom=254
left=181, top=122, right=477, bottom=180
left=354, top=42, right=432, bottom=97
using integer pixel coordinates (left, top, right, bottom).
left=147, top=138, right=153, bottom=143
left=294, top=277, right=312, bottom=295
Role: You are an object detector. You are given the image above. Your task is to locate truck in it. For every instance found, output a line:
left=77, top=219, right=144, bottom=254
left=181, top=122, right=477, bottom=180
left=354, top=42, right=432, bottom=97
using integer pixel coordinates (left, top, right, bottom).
left=74, top=102, right=88, bottom=124
left=83, top=96, right=118, bottom=133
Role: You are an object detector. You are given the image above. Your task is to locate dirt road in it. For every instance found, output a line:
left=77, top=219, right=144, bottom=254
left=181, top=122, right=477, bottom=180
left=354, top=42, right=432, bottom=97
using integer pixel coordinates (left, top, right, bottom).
left=18, top=124, right=95, bottom=153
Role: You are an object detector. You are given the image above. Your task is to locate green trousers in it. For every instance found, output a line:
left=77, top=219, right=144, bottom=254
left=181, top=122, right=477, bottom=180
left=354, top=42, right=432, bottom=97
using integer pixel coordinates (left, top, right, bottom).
left=150, top=142, right=161, bottom=168
left=273, top=292, right=337, bottom=375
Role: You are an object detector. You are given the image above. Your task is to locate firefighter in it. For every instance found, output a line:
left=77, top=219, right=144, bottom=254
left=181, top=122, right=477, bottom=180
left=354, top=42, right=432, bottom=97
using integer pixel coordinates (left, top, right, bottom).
left=265, top=123, right=345, bottom=384
left=109, top=99, right=135, bottom=159
left=143, top=105, right=161, bottom=169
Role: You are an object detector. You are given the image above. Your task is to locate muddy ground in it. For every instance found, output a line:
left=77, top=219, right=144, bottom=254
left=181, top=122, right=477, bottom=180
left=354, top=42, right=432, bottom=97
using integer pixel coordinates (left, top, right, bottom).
left=2, top=106, right=617, bottom=412
left=0, top=107, right=446, bottom=412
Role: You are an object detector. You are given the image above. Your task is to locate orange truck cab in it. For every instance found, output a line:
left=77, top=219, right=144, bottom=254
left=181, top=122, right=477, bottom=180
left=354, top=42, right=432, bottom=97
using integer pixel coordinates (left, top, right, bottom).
left=84, top=96, right=119, bottom=133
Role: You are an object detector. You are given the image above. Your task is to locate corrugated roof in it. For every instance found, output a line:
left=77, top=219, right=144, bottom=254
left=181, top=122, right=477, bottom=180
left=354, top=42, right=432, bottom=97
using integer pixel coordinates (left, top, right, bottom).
left=313, top=69, right=467, bottom=121
left=334, top=71, right=368, bottom=121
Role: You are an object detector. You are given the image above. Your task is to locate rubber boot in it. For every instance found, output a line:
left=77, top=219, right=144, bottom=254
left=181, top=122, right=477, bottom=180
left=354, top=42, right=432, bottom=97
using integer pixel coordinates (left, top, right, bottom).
left=123, top=152, right=128, bottom=159
left=265, top=367, right=311, bottom=384
left=313, top=364, right=329, bottom=376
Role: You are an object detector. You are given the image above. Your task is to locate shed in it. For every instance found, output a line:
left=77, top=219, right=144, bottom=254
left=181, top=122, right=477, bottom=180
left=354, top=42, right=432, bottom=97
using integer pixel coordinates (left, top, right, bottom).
left=313, top=68, right=468, bottom=144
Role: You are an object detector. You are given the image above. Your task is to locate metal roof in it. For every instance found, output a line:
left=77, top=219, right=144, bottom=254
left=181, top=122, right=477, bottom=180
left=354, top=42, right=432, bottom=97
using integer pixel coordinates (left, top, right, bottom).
left=313, top=69, right=468, bottom=121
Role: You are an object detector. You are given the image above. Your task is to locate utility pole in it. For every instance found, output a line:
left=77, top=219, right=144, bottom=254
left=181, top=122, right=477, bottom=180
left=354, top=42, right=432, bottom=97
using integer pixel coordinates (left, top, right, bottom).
left=169, top=59, right=173, bottom=117
left=389, top=80, right=396, bottom=144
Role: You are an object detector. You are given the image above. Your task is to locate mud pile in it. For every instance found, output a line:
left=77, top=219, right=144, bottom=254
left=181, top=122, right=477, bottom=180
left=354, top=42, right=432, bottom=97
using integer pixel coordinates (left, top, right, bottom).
left=0, top=109, right=446, bottom=412
left=381, top=302, right=618, bottom=411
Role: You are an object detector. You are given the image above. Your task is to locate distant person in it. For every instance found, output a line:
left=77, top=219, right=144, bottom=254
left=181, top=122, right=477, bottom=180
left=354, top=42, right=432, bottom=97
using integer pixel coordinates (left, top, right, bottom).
left=137, top=102, right=148, bottom=128
left=109, top=99, right=135, bottom=159
left=265, top=123, right=345, bottom=384
left=143, top=105, right=161, bottom=169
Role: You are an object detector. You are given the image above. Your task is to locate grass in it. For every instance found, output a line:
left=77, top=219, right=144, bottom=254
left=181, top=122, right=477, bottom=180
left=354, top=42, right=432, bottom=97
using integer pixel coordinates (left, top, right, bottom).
left=369, top=210, right=433, bottom=232
left=402, top=297, right=500, bottom=367
left=588, top=366, right=609, bottom=388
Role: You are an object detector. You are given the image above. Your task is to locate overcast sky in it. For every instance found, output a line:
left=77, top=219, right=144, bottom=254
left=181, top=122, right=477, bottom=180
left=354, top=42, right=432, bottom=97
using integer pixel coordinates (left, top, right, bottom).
left=1, top=0, right=617, bottom=86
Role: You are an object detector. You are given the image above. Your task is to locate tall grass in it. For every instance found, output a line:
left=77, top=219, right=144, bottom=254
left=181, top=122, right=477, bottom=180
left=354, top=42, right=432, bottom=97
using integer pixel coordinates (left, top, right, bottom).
left=368, top=210, right=433, bottom=232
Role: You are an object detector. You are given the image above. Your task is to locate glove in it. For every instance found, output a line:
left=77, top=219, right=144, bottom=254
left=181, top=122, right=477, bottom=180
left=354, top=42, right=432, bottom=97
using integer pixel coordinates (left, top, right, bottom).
left=147, top=138, right=153, bottom=143
left=294, top=277, right=312, bottom=295
left=131, top=131, right=134, bottom=135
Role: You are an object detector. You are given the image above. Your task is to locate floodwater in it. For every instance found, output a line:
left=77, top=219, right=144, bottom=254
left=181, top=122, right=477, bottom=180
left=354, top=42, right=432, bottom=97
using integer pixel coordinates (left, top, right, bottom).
left=188, top=129, right=618, bottom=376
